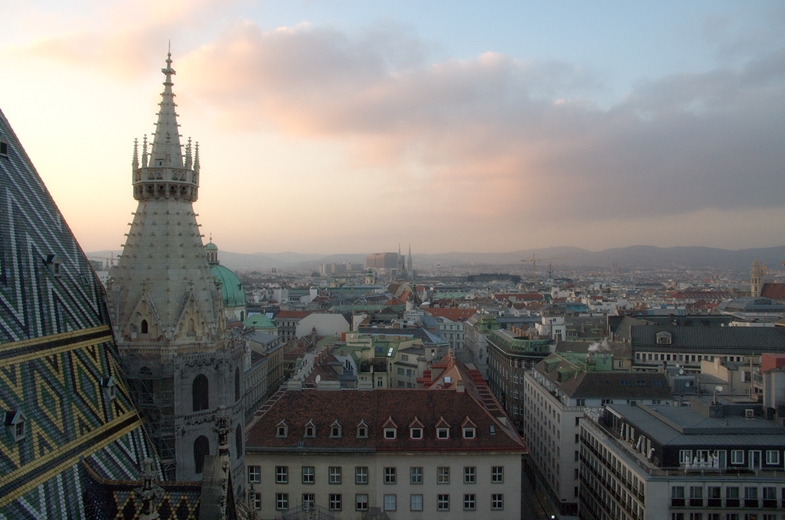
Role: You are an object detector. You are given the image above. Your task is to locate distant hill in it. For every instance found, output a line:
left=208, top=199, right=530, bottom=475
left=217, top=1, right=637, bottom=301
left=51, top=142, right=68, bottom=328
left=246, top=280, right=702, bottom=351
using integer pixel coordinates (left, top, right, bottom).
left=86, top=245, right=785, bottom=272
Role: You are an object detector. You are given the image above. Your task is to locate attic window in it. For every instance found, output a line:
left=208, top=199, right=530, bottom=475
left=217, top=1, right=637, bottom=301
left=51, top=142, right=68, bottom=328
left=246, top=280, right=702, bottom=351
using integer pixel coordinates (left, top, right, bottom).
left=5, top=410, right=26, bottom=442
left=304, top=419, right=316, bottom=438
left=384, top=428, right=397, bottom=439
left=330, top=420, right=342, bottom=438
left=436, top=427, right=450, bottom=439
left=276, top=420, right=288, bottom=438
left=410, top=427, right=423, bottom=439
left=656, top=331, right=672, bottom=345
left=463, top=427, right=475, bottom=439
left=44, top=254, right=61, bottom=278
left=356, top=421, right=368, bottom=438
left=0, top=137, right=8, bottom=157
left=101, top=376, right=117, bottom=401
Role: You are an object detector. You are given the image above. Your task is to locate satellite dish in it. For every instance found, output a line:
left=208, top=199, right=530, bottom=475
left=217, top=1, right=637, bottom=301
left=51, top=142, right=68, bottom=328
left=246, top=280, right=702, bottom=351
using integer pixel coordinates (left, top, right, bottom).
left=679, top=368, right=684, bottom=375
left=715, top=385, right=723, bottom=392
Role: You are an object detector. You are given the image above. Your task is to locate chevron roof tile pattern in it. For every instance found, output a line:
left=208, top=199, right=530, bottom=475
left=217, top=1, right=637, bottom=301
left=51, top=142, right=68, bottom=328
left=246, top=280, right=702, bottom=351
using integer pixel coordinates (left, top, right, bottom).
left=0, top=109, right=161, bottom=518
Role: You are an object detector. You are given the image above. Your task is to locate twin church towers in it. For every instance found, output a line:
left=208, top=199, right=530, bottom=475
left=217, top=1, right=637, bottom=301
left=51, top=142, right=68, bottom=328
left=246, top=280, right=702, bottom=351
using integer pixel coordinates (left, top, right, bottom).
left=106, top=52, right=245, bottom=483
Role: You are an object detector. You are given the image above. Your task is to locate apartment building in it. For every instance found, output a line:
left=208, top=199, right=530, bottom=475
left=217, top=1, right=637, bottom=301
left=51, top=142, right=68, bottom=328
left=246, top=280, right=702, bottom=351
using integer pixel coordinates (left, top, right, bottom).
left=580, top=399, right=785, bottom=520
left=523, top=352, right=671, bottom=517
left=245, top=388, right=526, bottom=519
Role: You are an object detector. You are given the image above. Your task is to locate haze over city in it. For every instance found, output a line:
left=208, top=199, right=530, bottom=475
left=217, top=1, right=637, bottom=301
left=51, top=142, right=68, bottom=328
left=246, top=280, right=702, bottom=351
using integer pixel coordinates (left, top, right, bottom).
left=2, top=0, right=784, bottom=255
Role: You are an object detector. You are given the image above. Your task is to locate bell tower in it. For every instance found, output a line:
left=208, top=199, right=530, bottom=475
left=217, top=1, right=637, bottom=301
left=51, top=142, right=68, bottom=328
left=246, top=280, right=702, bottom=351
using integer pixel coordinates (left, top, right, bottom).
left=107, top=52, right=245, bottom=489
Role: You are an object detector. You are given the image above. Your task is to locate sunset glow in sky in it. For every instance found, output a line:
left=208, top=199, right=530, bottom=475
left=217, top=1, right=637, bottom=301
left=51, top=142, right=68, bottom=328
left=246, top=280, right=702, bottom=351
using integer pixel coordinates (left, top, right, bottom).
left=2, top=1, right=785, bottom=254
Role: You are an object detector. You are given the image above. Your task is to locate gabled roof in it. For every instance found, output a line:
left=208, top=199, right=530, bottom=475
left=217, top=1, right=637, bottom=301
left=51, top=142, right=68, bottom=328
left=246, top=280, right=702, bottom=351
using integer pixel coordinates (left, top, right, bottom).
left=246, top=389, right=526, bottom=453
left=423, top=308, right=477, bottom=322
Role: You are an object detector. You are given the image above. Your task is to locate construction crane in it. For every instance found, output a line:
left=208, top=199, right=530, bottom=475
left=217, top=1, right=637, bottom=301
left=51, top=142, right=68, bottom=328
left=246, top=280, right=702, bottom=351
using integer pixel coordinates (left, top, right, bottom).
left=522, top=254, right=570, bottom=283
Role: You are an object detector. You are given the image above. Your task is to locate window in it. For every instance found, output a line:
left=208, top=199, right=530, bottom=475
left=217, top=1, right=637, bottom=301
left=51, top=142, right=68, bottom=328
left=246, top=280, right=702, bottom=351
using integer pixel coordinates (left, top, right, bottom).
left=252, top=492, right=261, bottom=510
left=410, top=427, right=423, bottom=439
left=276, top=493, right=289, bottom=511
left=464, top=493, right=476, bottom=510
left=437, top=466, right=450, bottom=484
left=302, top=466, right=314, bottom=484
left=304, top=420, right=316, bottom=438
left=384, top=428, right=397, bottom=439
left=357, top=421, right=368, bottom=438
left=464, top=466, right=476, bottom=484
left=765, top=450, right=779, bottom=465
left=491, top=493, right=504, bottom=510
left=356, top=494, right=368, bottom=511
left=576, top=399, right=586, bottom=406
left=329, top=494, right=342, bottom=511
left=491, top=466, right=504, bottom=483
left=384, top=494, right=396, bottom=511
left=355, top=466, right=368, bottom=485
left=193, top=436, right=209, bottom=474
left=302, top=494, right=314, bottom=511
left=248, top=465, right=261, bottom=483
left=384, top=467, right=397, bottom=484
left=192, top=374, right=209, bottom=412
left=437, top=494, right=450, bottom=511
left=329, top=466, right=342, bottom=484
left=330, top=421, right=342, bottom=438
left=437, top=427, right=450, bottom=439
left=276, top=421, right=288, bottom=438
left=731, top=450, right=745, bottom=464
left=679, top=450, right=693, bottom=465
left=410, top=467, right=422, bottom=484
left=463, top=427, right=476, bottom=439
left=410, top=494, right=423, bottom=511
left=276, top=466, right=288, bottom=484
left=672, top=486, right=685, bottom=507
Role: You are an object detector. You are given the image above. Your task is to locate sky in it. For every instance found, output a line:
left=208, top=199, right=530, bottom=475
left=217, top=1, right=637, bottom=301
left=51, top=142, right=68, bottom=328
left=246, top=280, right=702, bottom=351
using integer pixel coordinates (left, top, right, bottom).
left=2, top=0, right=785, bottom=255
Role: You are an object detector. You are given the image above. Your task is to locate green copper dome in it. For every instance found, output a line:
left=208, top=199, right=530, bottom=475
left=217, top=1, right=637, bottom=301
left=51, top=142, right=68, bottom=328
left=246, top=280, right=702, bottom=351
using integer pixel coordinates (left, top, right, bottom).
left=210, top=264, right=247, bottom=308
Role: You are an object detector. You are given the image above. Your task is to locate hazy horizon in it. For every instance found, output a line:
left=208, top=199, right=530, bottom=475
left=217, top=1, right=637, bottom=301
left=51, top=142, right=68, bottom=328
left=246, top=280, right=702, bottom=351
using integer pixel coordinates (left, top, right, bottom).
left=4, top=1, right=785, bottom=255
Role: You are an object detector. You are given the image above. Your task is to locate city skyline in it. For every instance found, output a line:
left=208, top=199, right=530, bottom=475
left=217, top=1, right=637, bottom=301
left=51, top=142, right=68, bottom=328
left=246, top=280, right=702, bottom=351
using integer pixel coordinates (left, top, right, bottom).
left=2, top=1, right=785, bottom=255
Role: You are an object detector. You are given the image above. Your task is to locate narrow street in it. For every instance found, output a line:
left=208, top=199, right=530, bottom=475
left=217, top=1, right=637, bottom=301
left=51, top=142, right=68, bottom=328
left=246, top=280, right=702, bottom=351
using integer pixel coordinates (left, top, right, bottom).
left=521, top=467, right=555, bottom=520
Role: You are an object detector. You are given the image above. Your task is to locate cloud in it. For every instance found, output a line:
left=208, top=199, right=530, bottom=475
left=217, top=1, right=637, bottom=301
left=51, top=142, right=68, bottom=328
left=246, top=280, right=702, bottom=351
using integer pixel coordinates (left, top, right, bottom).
left=178, top=20, right=785, bottom=230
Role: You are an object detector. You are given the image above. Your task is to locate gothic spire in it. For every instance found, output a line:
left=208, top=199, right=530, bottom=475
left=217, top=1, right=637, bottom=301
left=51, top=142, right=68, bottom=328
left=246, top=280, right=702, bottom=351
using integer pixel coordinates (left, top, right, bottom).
left=150, top=50, right=183, bottom=168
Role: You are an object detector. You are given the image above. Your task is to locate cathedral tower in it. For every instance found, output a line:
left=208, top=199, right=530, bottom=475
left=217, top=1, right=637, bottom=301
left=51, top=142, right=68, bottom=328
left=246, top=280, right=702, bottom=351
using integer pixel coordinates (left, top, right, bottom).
left=107, top=52, right=245, bottom=486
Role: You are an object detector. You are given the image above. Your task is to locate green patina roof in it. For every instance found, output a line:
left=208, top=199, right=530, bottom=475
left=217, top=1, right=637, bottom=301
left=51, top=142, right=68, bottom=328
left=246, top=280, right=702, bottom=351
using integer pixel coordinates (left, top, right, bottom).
left=243, top=313, right=276, bottom=329
left=210, top=264, right=247, bottom=308
left=204, top=242, right=219, bottom=251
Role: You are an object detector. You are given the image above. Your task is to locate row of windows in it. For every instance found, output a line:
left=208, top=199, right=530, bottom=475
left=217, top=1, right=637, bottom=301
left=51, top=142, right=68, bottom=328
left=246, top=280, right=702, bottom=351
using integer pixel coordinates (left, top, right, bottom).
left=250, top=465, right=505, bottom=485
left=276, top=420, right=479, bottom=440
left=267, top=492, right=505, bottom=512
left=671, top=513, right=781, bottom=520
left=679, top=449, right=782, bottom=467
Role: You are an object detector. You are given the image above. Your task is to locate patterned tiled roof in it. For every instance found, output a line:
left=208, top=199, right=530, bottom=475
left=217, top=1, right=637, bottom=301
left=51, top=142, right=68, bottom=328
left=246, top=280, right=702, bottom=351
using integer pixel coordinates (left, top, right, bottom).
left=0, top=109, right=158, bottom=518
left=246, top=389, right=526, bottom=453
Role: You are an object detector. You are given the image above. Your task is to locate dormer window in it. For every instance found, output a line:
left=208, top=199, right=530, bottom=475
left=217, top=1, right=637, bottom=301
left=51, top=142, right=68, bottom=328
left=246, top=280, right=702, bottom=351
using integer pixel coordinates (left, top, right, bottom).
left=0, top=135, right=8, bottom=157
left=44, top=254, right=61, bottom=278
left=330, top=420, right=342, bottom=438
left=5, top=410, right=26, bottom=442
left=276, top=420, right=289, bottom=438
left=356, top=420, right=369, bottom=438
left=461, top=416, right=476, bottom=439
left=304, top=419, right=316, bottom=438
left=382, top=416, right=398, bottom=440
left=435, top=417, right=450, bottom=439
left=656, top=331, right=672, bottom=345
left=409, top=417, right=424, bottom=440
left=101, top=376, right=117, bottom=401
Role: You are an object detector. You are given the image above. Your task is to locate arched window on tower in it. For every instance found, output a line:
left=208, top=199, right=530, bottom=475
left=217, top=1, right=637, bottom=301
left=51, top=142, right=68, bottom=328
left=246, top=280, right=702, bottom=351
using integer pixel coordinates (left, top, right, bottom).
left=235, top=367, right=241, bottom=402
left=187, top=318, right=195, bottom=336
left=235, top=424, right=243, bottom=460
left=193, top=436, right=210, bottom=474
left=141, top=319, right=149, bottom=334
left=192, top=374, right=209, bottom=412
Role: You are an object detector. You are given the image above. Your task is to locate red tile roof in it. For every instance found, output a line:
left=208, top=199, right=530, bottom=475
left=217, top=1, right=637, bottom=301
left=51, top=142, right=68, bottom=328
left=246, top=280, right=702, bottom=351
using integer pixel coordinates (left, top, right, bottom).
left=761, top=283, right=785, bottom=302
left=246, top=389, right=526, bottom=453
